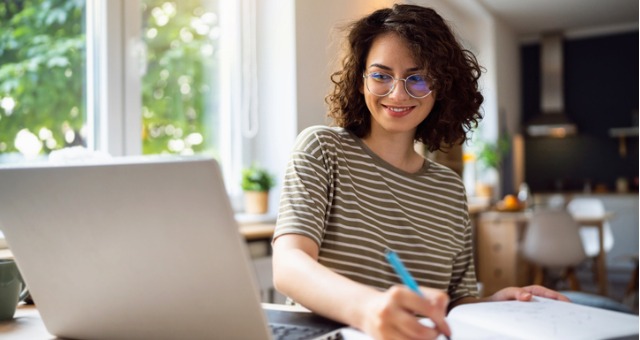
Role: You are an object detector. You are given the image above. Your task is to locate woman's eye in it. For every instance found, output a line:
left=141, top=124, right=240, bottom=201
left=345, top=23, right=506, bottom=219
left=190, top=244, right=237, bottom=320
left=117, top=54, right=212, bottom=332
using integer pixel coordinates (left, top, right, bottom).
left=407, top=75, right=426, bottom=83
left=370, top=73, right=391, bottom=81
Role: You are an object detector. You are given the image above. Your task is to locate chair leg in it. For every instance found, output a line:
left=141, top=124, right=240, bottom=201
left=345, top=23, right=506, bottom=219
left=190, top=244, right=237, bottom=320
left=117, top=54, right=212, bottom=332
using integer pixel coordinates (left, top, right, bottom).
left=625, top=258, right=638, bottom=297
left=566, top=267, right=581, bottom=291
left=591, top=257, right=600, bottom=287
left=533, top=266, right=545, bottom=286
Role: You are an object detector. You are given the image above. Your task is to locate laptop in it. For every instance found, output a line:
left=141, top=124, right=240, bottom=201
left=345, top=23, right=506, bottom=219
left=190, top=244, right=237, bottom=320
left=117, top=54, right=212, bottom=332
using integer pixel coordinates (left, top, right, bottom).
left=0, top=156, right=344, bottom=339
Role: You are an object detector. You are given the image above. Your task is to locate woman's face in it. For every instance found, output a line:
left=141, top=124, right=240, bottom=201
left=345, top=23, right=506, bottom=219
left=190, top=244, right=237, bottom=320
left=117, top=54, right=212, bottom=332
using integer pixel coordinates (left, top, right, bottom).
left=362, top=32, right=436, bottom=138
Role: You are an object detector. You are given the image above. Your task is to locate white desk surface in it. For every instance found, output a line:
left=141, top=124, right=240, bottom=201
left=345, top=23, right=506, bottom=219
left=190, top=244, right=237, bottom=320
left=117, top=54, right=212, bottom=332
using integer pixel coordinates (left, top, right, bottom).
left=0, top=305, right=53, bottom=340
left=0, top=303, right=310, bottom=340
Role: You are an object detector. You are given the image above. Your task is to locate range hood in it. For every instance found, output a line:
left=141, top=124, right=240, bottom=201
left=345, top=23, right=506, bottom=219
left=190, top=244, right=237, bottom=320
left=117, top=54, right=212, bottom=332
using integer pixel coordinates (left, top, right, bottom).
left=526, top=33, right=577, bottom=138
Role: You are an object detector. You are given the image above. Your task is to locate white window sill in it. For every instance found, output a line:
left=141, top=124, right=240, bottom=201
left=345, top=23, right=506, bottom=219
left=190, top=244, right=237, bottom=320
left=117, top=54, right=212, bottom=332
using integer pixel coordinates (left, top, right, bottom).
left=0, top=231, right=7, bottom=250
left=235, top=213, right=277, bottom=226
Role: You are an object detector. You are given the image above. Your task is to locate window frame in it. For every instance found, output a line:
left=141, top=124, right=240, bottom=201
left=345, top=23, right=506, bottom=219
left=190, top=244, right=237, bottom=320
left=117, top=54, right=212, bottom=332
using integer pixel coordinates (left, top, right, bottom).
left=87, top=0, right=142, bottom=157
left=0, top=0, right=264, bottom=212
left=91, top=0, right=246, bottom=205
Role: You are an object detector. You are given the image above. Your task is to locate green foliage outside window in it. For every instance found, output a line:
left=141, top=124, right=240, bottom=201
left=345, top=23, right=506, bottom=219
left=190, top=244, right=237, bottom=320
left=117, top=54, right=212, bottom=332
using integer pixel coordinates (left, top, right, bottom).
left=141, top=0, right=220, bottom=156
left=0, top=0, right=85, bottom=156
left=0, top=0, right=220, bottom=158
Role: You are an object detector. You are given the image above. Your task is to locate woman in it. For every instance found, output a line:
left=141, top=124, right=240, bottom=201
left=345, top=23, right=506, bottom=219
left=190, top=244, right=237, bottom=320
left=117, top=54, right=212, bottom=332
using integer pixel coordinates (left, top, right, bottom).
left=272, top=4, right=568, bottom=339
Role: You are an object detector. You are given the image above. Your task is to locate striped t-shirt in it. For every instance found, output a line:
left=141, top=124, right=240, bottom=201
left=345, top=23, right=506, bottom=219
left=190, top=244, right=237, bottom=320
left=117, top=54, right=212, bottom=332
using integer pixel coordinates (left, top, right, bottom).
left=274, top=125, right=479, bottom=302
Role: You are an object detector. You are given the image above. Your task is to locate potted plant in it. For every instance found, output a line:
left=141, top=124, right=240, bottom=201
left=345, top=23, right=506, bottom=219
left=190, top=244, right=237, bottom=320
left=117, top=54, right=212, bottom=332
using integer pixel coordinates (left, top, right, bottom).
left=241, top=163, right=276, bottom=214
left=476, top=138, right=509, bottom=170
left=472, top=135, right=510, bottom=200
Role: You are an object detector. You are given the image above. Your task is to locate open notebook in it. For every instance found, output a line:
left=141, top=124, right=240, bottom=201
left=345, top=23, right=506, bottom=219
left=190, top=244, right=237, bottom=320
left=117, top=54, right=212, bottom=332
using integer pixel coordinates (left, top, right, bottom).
left=0, top=156, right=344, bottom=339
left=340, top=297, right=639, bottom=340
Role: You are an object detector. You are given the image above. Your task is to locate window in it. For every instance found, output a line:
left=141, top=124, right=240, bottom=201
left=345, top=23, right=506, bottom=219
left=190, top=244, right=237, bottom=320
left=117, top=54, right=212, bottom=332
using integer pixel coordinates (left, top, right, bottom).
left=140, top=0, right=221, bottom=156
left=0, top=0, right=87, bottom=160
left=0, top=0, right=246, bottom=199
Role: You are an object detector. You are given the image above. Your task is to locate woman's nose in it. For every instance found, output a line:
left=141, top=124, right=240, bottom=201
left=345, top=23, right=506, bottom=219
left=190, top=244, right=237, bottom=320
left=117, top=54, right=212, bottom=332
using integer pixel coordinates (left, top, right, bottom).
left=388, top=80, right=410, bottom=100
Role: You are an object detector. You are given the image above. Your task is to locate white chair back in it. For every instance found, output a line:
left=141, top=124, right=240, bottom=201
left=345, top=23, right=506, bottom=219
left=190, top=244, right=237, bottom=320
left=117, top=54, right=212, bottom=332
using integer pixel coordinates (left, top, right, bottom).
left=567, top=197, right=615, bottom=257
left=521, top=209, right=587, bottom=268
left=567, top=197, right=605, bottom=218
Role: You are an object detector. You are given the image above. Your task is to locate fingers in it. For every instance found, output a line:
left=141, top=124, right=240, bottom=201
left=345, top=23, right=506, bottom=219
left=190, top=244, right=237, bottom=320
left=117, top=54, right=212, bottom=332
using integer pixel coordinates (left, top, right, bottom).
left=521, top=285, right=571, bottom=302
left=417, top=287, right=451, bottom=337
left=492, top=285, right=571, bottom=302
left=390, top=306, right=442, bottom=339
left=366, top=286, right=448, bottom=340
left=391, top=285, right=451, bottom=337
left=516, top=290, right=533, bottom=301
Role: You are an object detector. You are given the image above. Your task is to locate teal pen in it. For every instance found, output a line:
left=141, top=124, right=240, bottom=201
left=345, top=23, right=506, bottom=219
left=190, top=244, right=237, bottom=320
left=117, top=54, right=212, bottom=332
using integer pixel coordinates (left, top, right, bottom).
left=385, top=249, right=452, bottom=339
left=385, top=249, right=424, bottom=297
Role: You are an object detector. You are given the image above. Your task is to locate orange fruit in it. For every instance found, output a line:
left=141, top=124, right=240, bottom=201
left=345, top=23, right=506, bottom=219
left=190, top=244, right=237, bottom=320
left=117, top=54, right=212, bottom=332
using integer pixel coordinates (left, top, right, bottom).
left=503, top=195, right=519, bottom=209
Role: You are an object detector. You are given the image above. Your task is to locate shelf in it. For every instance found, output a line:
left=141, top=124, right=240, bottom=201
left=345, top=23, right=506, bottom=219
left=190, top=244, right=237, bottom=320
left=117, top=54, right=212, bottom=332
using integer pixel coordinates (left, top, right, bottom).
left=609, top=127, right=638, bottom=157
left=609, top=127, right=639, bottom=137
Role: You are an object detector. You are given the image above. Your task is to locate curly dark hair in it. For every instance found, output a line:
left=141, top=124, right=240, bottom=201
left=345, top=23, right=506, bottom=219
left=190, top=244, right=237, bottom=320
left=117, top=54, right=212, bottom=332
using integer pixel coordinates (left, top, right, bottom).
left=326, top=4, right=484, bottom=152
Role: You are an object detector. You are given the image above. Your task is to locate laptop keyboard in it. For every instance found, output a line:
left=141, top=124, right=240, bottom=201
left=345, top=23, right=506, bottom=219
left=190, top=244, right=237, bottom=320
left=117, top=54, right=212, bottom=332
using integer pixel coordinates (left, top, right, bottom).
left=269, top=323, right=341, bottom=340
left=265, top=308, right=345, bottom=340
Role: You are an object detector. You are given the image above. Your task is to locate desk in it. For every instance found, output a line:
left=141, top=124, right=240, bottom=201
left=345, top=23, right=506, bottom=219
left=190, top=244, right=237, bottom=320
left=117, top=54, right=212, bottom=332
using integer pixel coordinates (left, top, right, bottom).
left=0, top=303, right=309, bottom=340
left=476, top=211, right=612, bottom=297
left=4, top=301, right=638, bottom=340
left=0, top=305, right=51, bottom=340
left=240, top=223, right=276, bottom=242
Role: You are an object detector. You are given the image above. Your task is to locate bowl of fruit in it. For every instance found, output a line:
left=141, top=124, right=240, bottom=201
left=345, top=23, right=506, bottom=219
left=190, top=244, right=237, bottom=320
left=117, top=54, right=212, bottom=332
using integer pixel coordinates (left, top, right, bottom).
left=494, top=194, right=525, bottom=212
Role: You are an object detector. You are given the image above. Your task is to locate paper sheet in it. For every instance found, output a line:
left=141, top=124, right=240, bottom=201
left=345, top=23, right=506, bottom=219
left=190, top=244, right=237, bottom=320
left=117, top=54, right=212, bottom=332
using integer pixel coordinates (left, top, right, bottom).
left=341, top=297, right=639, bottom=340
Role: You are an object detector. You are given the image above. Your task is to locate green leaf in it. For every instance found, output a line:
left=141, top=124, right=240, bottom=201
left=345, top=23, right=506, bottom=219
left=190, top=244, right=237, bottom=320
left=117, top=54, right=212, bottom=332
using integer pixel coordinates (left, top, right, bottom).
left=46, top=56, right=69, bottom=68
left=241, top=163, right=275, bottom=192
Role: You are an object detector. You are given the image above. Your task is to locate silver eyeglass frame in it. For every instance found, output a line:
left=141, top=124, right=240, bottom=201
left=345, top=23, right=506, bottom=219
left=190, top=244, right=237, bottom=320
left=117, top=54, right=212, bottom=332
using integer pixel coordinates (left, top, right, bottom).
left=362, top=72, right=433, bottom=99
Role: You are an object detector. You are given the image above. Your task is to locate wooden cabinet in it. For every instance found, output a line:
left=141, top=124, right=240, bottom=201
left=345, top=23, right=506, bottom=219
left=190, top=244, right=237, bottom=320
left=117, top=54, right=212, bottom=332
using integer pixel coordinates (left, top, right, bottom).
left=475, top=212, right=532, bottom=296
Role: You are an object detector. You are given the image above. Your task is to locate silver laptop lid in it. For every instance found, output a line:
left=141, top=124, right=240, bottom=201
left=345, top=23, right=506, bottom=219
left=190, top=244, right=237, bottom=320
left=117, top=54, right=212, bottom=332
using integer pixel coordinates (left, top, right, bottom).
left=0, top=156, right=271, bottom=339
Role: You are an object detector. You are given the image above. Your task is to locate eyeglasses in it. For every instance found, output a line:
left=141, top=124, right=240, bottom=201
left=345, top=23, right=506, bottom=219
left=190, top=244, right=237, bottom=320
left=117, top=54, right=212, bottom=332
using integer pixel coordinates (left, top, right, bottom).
left=363, top=71, right=432, bottom=99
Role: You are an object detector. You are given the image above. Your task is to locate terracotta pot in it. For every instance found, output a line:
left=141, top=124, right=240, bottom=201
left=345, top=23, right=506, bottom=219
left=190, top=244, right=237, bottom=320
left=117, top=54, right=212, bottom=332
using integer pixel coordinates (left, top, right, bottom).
left=244, top=191, right=269, bottom=214
left=475, top=183, right=494, bottom=199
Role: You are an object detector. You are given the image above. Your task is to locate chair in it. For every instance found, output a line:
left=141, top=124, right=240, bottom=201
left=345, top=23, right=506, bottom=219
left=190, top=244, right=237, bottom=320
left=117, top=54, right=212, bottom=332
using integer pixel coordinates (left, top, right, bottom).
left=622, top=254, right=639, bottom=313
left=546, top=194, right=566, bottom=210
left=521, top=208, right=587, bottom=290
left=566, top=197, right=615, bottom=288
left=566, top=198, right=614, bottom=258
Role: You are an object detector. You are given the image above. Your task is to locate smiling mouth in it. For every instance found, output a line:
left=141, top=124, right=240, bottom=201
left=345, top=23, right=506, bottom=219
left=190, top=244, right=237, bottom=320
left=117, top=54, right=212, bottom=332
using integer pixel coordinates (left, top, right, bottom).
left=383, top=105, right=414, bottom=117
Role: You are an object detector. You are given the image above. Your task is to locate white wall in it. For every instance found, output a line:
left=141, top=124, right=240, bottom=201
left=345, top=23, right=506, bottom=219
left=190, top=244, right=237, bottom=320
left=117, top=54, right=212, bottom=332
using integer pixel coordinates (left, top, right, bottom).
left=294, top=0, right=398, bottom=132
left=494, top=20, right=521, bottom=136
left=252, top=0, right=298, bottom=215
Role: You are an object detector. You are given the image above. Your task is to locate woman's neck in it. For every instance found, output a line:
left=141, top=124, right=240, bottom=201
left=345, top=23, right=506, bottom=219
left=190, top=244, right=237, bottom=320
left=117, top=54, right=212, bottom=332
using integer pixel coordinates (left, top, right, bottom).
left=362, top=129, right=424, bottom=173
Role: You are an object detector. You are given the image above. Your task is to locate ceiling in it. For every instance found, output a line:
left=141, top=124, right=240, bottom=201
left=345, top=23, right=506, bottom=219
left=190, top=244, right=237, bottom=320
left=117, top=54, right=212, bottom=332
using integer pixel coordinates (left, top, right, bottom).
left=478, top=0, right=639, bottom=37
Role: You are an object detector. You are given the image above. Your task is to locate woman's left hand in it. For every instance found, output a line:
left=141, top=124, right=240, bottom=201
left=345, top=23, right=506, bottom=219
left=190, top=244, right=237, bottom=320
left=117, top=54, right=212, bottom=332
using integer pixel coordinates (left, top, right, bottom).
left=489, top=285, right=570, bottom=303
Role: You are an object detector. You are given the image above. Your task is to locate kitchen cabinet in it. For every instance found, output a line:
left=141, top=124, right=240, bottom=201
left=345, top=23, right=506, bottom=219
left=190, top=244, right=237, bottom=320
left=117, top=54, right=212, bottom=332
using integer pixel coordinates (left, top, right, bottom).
left=475, top=212, right=532, bottom=297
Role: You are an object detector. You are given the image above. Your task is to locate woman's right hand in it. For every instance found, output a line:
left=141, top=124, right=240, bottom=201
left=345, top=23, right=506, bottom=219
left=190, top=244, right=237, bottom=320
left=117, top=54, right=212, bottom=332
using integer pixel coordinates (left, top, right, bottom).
left=358, top=285, right=451, bottom=340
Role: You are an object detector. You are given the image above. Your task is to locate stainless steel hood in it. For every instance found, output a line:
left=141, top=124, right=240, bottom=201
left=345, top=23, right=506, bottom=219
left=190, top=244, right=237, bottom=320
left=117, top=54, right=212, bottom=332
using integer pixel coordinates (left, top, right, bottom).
left=526, top=33, right=577, bottom=138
